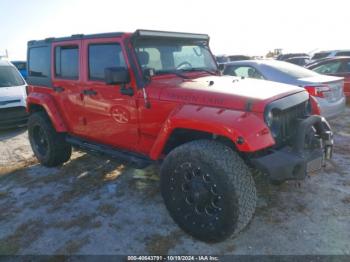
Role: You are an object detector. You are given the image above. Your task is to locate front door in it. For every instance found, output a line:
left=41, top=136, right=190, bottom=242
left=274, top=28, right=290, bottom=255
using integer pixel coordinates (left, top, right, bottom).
left=80, top=37, right=139, bottom=150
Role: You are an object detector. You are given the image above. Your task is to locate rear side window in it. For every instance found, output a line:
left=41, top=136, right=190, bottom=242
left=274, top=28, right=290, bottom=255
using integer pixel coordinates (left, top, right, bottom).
left=0, top=66, right=25, bottom=87
left=55, top=46, right=79, bottom=79
left=335, top=51, right=350, bottom=57
left=313, top=61, right=342, bottom=74
left=28, top=47, right=50, bottom=77
left=88, top=43, right=126, bottom=81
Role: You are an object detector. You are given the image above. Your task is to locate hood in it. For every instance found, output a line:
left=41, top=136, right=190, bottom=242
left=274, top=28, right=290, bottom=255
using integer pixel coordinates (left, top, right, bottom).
left=159, top=75, right=305, bottom=112
left=0, top=85, right=27, bottom=108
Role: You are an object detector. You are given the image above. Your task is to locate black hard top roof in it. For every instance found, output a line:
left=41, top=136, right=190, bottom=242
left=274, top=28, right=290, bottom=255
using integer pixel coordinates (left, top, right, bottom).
left=28, top=30, right=209, bottom=46
left=28, top=32, right=125, bottom=46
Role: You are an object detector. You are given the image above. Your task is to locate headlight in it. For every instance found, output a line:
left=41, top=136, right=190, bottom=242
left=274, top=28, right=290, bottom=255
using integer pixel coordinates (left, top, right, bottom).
left=264, top=109, right=281, bottom=138
left=305, top=99, right=312, bottom=115
left=265, top=110, right=274, bottom=127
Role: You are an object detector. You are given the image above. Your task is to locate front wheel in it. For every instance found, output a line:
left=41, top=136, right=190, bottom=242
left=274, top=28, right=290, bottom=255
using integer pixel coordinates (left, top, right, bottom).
left=28, top=112, right=72, bottom=167
left=160, top=140, right=256, bottom=242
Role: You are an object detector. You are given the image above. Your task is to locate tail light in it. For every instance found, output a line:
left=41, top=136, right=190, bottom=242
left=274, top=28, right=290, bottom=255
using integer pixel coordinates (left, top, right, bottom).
left=309, top=96, right=321, bottom=115
left=304, top=85, right=330, bottom=98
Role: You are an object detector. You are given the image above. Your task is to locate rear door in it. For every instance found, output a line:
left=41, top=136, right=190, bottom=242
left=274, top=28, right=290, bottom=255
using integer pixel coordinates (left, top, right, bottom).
left=51, top=40, right=86, bottom=135
left=79, top=37, right=139, bottom=150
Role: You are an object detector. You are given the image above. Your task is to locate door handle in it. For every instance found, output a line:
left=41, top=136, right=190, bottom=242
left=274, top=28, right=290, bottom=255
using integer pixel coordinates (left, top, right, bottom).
left=53, top=86, right=64, bottom=93
left=82, top=89, right=97, bottom=96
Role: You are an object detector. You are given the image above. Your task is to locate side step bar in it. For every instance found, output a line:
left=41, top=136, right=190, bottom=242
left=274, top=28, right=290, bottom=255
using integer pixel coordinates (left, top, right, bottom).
left=66, top=136, right=153, bottom=169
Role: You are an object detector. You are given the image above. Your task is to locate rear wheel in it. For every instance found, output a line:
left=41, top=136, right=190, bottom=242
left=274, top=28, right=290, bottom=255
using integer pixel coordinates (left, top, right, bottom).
left=28, top=112, right=71, bottom=167
left=160, top=140, right=256, bottom=242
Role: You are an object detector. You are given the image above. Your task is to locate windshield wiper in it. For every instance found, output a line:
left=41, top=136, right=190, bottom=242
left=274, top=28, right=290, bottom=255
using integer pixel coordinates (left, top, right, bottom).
left=180, top=68, right=218, bottom=76
left=156, top=70, right=192, bottom=79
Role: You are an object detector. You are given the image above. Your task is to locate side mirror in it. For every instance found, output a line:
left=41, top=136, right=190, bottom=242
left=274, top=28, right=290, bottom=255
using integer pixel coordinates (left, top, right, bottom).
left=105, top=67, right=130, bottom=85
left=218, top=64, right=225, bottom=71
left=143, top=68, right=155, bottom=82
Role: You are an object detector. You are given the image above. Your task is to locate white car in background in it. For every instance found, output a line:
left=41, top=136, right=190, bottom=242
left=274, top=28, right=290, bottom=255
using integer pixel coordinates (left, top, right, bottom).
left=0, top=60, right=28, bottom=129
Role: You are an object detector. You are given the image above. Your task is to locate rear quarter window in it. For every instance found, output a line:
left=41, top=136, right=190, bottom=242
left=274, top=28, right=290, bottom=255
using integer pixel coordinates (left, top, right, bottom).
left=28, top=47, right=50, bottom=77
left=27, top=45, right=52, bottom=87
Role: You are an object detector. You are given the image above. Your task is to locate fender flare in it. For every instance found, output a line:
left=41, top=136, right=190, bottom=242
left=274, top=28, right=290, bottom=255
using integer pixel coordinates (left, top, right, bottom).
left=26, top=92, right=68, bottom=132
left=149, top=104, right=275, bottom=160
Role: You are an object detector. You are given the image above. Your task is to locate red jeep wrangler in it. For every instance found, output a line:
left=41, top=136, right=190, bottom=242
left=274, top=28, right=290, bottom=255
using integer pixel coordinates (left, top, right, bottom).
left=26, top=30, right=333, bottom=242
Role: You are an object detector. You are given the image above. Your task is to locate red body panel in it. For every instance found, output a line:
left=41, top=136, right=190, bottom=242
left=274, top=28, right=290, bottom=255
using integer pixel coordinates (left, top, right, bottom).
left=26, top=91, right=67, bottom=132
left=343, top=75, right=350, bottom=98
left=27, top=33, right=309, bottom=159
left=149, top=105, right=274, bottom=160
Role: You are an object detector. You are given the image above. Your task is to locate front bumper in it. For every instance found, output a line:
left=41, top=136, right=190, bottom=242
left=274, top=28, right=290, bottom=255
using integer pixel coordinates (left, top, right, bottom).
left=0, top=106, right=28, bottom=130
left=251, top=115, right=333, bottom=182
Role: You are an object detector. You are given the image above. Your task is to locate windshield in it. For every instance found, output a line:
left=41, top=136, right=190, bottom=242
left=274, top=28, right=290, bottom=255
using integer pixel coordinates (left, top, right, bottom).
left=0, top=66, right=25, bottom=87
left=12, top=62, right=27, bottom=70
left=134, top=39, right=217, bottom=75
left=266, top=60, right=319, bottom=78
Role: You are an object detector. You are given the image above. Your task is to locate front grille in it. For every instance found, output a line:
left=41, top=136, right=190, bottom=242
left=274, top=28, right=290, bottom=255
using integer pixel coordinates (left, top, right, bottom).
left=0, top=106, right=28, bottom=123
left=276, top=102, right=307, bottom=145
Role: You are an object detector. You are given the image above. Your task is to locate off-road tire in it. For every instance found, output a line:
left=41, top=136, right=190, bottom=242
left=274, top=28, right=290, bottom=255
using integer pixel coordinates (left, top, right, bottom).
left=160, top=140, right=256, bottom=242
left=28, top=112, right=72, bottom=167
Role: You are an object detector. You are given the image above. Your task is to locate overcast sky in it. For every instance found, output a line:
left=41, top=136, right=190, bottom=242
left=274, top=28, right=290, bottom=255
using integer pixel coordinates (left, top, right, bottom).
left=0, top=0, right=348, bottom=60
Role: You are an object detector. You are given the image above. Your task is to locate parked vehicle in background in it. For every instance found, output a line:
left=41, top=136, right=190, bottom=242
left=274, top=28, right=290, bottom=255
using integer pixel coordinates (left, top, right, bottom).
left=215, top=55, right=229, bottom=65
left=223, top=60, right=346, bottom=118
left=26, top=30, right=333, bottom=242
left=11, top=61, right=27, bottom=79
left=0, top=60, right=28, bottom=129
left=285, top=56, right=310, bottom=66
left=215, top=55, right=251, bottom=66
left=277, top=53, right=309, bottom=61
left=227, top=55, right=251, bottom=61
left=311, top=50, right=350, bottom=62
left=306, top=57, right=350, bottom=99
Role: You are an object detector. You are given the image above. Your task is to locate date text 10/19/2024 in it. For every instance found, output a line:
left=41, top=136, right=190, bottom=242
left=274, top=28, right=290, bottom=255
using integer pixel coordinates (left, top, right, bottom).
left=127, top=256, right=219, bottom=261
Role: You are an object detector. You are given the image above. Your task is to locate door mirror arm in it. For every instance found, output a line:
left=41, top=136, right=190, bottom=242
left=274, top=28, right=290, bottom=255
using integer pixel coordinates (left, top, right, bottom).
left=120, top=84, right=134, bottom=96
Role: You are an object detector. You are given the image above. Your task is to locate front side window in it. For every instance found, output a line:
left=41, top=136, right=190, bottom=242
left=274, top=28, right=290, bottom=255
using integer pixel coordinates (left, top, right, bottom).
left=313, top=61, right=342, bottom=74
left=55, top=46, right=79, bottom=79
left=88, top=43, right=126, bottom=81
left=0, top=66, right=25, bottom=87
left=224, top=65, right=264, bottom=79
left=28, top=47, right=50, bottom=77
left=134, top=39, right=217, bottom=74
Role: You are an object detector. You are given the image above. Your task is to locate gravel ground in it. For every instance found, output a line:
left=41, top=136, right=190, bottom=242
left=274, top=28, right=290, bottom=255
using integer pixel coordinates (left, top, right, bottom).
left=0, top=108, right=349, bottom=255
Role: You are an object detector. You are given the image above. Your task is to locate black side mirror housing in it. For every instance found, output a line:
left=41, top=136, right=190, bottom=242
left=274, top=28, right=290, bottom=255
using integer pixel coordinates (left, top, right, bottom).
left=143, top=68, right=155, bottom=82
left=218, top=64, right=225, bottom=71
left=105, top=67, right=130, bottom=85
